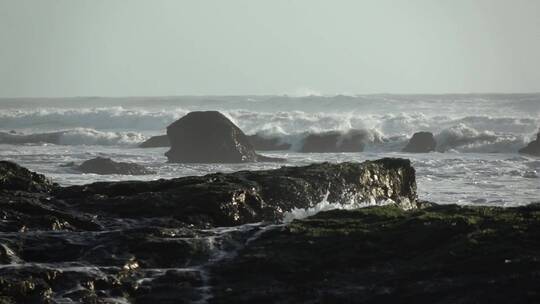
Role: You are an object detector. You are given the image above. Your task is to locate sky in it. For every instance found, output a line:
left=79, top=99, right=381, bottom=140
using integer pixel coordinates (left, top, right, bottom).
left=0, top=0, right=539, bottom=97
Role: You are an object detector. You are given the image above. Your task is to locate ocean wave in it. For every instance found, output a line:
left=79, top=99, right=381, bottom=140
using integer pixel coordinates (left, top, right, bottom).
left=0, top=107, right=189, bottom=131
left=1, top=107, right=537, bottom=136
left=0, top=128, right=145, bottom=146
left=0, top=107, right=537, bottom=153
left=434, top=124, right=528, bottom=153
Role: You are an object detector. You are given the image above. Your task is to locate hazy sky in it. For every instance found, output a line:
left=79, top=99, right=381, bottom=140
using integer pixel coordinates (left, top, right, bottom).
left=1, top=0, right=539, bottom=97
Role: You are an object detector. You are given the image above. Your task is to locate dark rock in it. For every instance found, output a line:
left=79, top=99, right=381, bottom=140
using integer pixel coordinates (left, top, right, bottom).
left=76, top=157, right=155, bottom=175
left=2, top=161, right=539, bottom=303
left=210, top=203, right=540, bottom=304
left=402, top=131, right=437, bottom=153
left=56, top=158, right=418, bottom=226
left=139, top=135, right=170, bottom=148
left=165, top=111, right=283, bottom=163
left=0, top=161, right=54, bottom=192
left=247, top=134, right=291, bottom=151
left=300, top=129, right=371, bottom=153
left=519, top=132, right=540, bottom=156
left=0, top=191, right=101, bottom=232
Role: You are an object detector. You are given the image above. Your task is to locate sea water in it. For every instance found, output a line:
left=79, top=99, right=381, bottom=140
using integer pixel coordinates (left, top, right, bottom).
left=1, top=94, right=539, bottom=206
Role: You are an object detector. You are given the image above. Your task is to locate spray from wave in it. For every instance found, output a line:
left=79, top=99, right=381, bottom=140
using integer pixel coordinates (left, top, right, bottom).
left=0, top=106, right=537, bottom=152
left=0, top=129, right=145, bottom=146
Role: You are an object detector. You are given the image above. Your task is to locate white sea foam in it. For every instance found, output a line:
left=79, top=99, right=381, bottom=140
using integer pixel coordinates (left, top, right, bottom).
left=0, top=128, right=146, bottom=146
left=0, top=106, right=536, bottom=153
left=0, top=94, right=538, bottom=207
left=282, top=191, right=394, bottom=223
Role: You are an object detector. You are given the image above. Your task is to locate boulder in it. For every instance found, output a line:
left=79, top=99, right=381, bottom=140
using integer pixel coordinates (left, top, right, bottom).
left=402, top=131, right=437, bottom=153
left=165, top=111, right=282, bottom=163
left=77, top=157, right=155, bottom=175
left=57, top=158, right=418, bottom=226
left=519, top=132, right=540, bottom=156
left=300, top=129, right=370, bottom=153
left=139, top=135, right=170, bottom=148
left=247, top=134, right=291, bottom=151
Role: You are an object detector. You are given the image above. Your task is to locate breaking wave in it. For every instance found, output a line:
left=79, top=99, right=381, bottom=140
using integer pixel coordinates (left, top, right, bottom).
left=0, top=129, right=145, bottom=146
left=0, top=106, right=537, bottom=152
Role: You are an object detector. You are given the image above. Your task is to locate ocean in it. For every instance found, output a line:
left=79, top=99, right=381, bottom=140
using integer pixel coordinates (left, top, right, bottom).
left=1, top=94, right=539, bottom=206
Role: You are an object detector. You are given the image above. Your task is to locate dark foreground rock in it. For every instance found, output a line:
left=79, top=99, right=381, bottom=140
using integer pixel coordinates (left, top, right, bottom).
left=76, top=157, right=156, bottom=175
left=139, top=134, right=170, bottom=148
left=0, top=160, right=54, bottom=192
left=247, top=134, right=291, bottom=151
left=165, top=111, right=283, bottom=163
left=300, top=129, right=373, bottom=153
left=402, top=131, right=437, bottom=153
left=519, top=132, right=540, bottom=156
left=210, top=203, right=540, bottom=304
left=57, top=158, right=418, bottom=226
left=2, top=160, right=539, bottom=303
left=0, top=158, right=417, bottom=303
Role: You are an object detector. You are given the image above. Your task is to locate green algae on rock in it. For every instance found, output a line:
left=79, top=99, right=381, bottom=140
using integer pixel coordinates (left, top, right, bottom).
left=210, top=203, right=540, bottom=303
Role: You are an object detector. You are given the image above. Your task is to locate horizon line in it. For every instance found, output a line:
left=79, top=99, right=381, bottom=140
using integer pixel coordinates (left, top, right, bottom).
left=1, top=91, right=540, bottom=100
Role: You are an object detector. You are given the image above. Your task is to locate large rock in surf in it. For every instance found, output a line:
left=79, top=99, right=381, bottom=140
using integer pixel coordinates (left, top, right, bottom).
left=77, top=157, right=155, bottom=175
left=139, top=135, right=170, bottom=148
left=57, top=158, right=418, bottom=226
left=300, top=129, right=371, bottom=153
left=165, top=111, right=282, bottom=163
left=247, top=134, right=291, bottom=151
left=402, top=131, right=437, bottom=153
left=519, top=132, right=540, bottom=156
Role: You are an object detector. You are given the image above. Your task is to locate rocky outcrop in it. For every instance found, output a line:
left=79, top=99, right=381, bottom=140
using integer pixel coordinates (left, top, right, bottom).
left=0, top=158, right=418, bottom=302
left=247, top=134, right=291, bottom=151
left=57, top=158, right=418, bottom=226
left=1, top=160, right=539, bottom=303
left=165, top=111, right=283, bottom=163
left=300, top=129, right=371, bottom=153
left=210, top=203, right=540, bottom=303
left=0, top=161, right=54, bottom=192
left=519, top=132, right=540, bottom=156
left=139, top=135, right=170, bottom=148
left=402, top=131, right=437, bottom=153
left=76, top=157, right=155, bottom=175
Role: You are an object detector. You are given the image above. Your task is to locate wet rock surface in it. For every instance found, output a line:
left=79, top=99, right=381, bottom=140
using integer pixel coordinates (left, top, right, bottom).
left=1, top=160, right=538, bottom=303
left=402, top=131, right=437, bottom=153
left=519, top=132, right=540, bottom=156
left=0, top=158, right=417, bottom=303
left=76, top=157, right=156, bottom=175
left=57, top=158, right=418, bottom=226
left=165, top=111, right=283, bottom=163
left=210, top=203, right=540, bottom=304
left=0, top=161, right=54, bottom=192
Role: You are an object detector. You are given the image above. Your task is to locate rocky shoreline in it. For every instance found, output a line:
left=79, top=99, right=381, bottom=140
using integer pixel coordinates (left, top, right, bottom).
left=1, top=159, right=539, bottom=303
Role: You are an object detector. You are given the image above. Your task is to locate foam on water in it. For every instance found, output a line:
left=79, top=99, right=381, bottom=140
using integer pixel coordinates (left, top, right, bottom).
left=0, top=94, right=539, bottom=207
left=282, top=190, right=395, bottom=223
